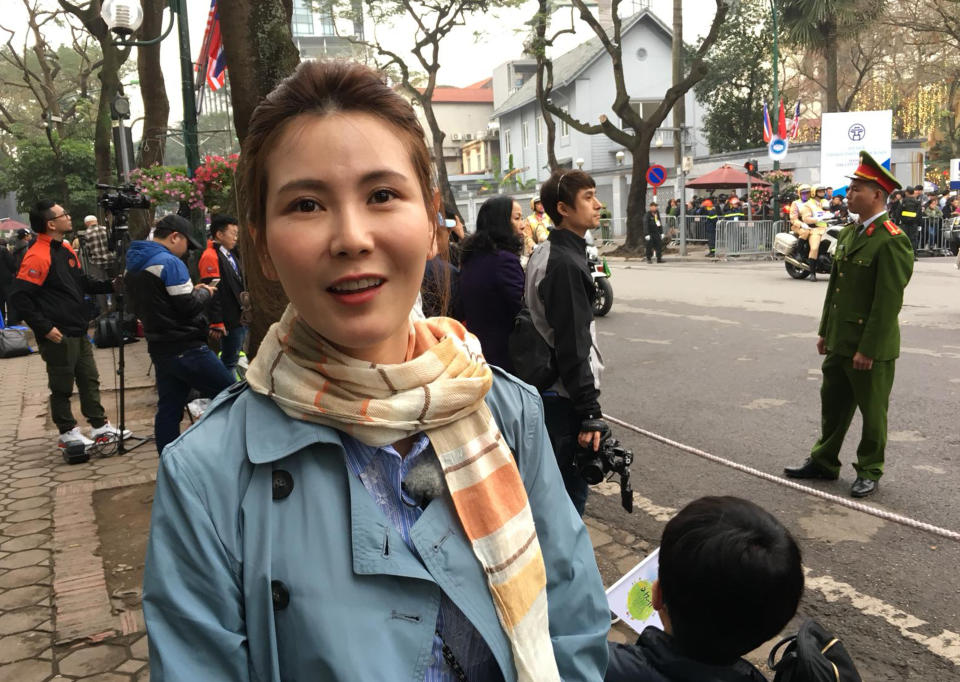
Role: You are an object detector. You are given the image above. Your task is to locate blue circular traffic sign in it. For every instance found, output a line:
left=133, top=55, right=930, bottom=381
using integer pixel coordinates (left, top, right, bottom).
left=646, top=164, right=666, bottom=186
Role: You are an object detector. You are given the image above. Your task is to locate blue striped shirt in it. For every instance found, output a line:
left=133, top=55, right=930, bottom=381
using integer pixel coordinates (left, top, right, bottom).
left=341, top=432, right=498, bottom=681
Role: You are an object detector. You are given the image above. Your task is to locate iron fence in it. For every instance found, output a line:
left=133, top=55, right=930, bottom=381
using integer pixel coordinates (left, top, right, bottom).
left=715, top=220, right=779, bottom=257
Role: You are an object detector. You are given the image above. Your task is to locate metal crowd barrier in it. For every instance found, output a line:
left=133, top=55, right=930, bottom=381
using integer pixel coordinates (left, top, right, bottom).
left=681, top=215, right=709, bottom=243
left=715, top=220, right=778, bottom=257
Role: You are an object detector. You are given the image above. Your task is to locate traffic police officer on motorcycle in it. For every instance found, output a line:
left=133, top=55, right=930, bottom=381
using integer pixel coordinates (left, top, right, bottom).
left=785, top=151, right=914, bottom=498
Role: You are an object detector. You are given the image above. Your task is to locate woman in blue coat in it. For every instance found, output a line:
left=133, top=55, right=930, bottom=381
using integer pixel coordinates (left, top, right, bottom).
left=142, top=60, right=609, bottom=682
left=458, top=196, right=526, bottom=374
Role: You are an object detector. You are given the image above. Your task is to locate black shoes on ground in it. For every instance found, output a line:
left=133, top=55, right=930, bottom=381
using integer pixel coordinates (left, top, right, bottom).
left=850, top=477, right=878, bottom=498
left=783, top=458, right=838, bottom=480
left=784, top=458, right=880, bottom=497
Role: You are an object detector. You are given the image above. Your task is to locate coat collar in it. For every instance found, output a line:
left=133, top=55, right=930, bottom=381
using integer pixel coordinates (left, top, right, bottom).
left=845, top=211, right=888, bottom=258
left=243, top=389, right=343, bottom=463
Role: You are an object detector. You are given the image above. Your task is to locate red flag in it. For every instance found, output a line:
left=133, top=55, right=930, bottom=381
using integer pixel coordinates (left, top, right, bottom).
left=777, top=99, right=787, bottom=139
left=195, top=0, right=226, bottom=92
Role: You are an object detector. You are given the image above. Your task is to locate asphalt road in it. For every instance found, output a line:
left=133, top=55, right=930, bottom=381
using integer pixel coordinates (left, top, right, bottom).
left=584, top=257, right=960, bottom=681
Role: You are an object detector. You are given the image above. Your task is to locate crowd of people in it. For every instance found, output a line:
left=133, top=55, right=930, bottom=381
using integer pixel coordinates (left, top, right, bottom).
left=0, top=60, right=879, bottom=681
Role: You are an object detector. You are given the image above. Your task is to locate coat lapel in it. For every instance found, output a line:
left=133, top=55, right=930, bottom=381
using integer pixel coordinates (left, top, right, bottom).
left=844, top=212, right=887, bottom=258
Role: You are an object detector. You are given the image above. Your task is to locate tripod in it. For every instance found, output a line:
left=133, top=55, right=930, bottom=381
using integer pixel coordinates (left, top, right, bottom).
left=101, top=208, right=151, bottom=457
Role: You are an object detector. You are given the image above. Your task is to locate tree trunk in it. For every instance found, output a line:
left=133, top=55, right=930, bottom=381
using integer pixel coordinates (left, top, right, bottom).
left=136, top=0, right=169, bottom=169
left=824, top=22, right=840, bottom=113
left=219, top=0, right=300, bottom=358
left=624, top=139, right=651, bottom=252
left=672, top=0, right=684, bottom=170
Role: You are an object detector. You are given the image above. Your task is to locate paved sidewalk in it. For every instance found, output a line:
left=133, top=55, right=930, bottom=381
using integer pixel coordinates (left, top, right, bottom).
left=0, top=340, right=158, bottom=681
left=0, top=338, right=645, bottom=681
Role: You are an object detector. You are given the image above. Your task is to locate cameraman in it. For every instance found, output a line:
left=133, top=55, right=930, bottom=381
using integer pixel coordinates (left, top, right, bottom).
left=524, top=169, right=606, bottom=515
left=124, top=215, right=235, bottom=455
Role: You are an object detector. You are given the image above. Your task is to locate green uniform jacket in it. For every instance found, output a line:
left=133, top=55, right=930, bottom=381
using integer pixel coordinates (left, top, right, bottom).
left=817, top=213, right=914, bottom=361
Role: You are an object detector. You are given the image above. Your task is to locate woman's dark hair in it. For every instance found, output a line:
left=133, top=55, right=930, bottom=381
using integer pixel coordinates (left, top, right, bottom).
left=459, top=196, right=522, bottom=264
left=658, top=496, right=803, bottom=665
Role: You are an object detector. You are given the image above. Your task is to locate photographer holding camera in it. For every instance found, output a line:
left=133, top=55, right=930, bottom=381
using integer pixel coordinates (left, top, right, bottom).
left=124, top=215, right=235, bottom=455
left=523, top=169, right=608, bottom=516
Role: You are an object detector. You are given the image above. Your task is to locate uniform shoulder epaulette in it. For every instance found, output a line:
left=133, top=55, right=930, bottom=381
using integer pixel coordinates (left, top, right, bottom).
left=883, top=220, right=901, bottom=235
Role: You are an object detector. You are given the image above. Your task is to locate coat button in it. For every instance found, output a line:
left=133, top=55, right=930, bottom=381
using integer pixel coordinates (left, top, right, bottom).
left=271, top=580, right=290, bottom=610
left=272, top=470, right=294, bottom=500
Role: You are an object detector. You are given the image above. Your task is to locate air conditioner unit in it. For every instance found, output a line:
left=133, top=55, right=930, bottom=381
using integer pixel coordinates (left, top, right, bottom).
left=463, top=133, right=474, bottom=141
left=451, top=133, right=462, bottom=141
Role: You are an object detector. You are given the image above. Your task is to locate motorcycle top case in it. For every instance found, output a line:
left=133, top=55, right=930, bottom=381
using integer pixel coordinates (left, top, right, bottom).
left=774, top=232, right=798, bottom=256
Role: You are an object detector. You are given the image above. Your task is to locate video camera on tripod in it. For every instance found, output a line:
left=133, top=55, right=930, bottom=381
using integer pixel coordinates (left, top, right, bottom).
left=576, top=419, right=635, bottom=513
left=96, top=183, right=150, bottom=239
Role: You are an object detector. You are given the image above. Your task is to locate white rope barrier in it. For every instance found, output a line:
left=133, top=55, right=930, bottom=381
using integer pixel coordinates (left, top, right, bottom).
left=604, top=413, right=960, bottom=543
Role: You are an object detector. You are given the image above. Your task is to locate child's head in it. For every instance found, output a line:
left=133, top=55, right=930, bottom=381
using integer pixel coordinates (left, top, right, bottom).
left=656, top=496, right=803, bottom=665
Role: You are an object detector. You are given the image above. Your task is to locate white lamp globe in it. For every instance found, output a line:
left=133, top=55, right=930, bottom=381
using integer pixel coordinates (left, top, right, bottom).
left=101, top=0, right=144, bottom=37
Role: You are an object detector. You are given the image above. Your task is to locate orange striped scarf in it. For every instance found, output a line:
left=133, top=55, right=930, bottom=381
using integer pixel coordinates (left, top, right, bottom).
left=246, top=305, right=560, bottom=681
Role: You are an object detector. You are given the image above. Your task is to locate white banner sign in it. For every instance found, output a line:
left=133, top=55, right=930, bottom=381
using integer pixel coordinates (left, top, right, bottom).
left=950, top=158, right=960, bottom=190
left=820, top=110, right=893, bottom=195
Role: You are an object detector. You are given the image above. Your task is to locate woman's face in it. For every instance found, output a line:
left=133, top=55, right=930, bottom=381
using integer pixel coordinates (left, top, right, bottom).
left=260, top=111, right=433, bottom=364
left=511, top=201, right=524, bottom=235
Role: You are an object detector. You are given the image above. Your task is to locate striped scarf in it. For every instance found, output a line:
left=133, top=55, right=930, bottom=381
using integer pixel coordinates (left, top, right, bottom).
left=246, top=305, right=560, bottom=682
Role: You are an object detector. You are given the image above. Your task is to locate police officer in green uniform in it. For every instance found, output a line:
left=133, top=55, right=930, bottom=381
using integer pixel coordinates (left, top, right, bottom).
left=785, top=151, right=914, bottom=498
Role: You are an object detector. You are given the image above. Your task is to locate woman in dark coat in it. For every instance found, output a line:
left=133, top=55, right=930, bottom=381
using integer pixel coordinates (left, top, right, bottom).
left=458, top=195, right=525, bottom=374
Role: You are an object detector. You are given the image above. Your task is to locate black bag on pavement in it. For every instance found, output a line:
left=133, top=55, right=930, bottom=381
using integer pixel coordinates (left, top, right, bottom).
left=508, top=307, right=557, bottom=391
left=93, top=312, right=138, bottom=348
left=0, top=328, right=30, bottom=358
left=768, top=619, right=862, bottom=682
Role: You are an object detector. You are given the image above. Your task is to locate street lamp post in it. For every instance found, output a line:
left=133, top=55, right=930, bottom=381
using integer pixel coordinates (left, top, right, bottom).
left=101, top=0, right=201, bottom=179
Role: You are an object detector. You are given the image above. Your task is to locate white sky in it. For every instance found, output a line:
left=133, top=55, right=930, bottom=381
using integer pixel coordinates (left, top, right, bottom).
left=6, top=0, right=715, bottom=137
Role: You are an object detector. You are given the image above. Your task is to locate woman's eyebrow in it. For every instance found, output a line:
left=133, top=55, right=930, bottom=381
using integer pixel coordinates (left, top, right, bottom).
left=275, top=170, right=408, bottom=195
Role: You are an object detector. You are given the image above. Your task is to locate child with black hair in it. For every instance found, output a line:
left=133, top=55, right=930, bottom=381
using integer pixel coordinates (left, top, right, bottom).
left=606, top=496, right=804, bottom=682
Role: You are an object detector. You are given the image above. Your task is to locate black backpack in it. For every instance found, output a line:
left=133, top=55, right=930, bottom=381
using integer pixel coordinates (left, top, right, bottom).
left=93, top=312, right=139, bottom=348
left=768, top=619, right=862, bottom=682
left=507, top=307, right=557, bottom=391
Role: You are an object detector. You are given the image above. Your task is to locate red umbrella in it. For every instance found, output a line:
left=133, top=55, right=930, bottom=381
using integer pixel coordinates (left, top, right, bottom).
left=686, top=164, right=771, bottom=190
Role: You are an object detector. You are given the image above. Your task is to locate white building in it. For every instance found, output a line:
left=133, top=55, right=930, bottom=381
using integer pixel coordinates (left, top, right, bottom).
left=489, top=8, right=708, bottom=218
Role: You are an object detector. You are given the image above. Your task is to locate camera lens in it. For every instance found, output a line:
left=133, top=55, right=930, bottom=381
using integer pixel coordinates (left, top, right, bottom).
left=578, top=457, right=605, bottom=485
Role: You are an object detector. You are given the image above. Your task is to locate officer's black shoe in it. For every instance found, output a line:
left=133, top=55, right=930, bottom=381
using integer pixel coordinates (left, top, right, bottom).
left=783, top=458, right=838, bottom=480
left=850, top=477, right=878, bottom=498
left=808, top=259, right=818, bottom=281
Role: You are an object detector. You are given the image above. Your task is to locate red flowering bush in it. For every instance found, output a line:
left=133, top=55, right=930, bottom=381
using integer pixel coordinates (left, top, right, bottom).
left=130, top=153, right=238, bottom=213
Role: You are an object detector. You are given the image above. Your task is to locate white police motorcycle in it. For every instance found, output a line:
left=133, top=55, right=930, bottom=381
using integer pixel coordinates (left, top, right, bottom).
left=585, top=230, right=613, bottom=316
left=774, top=212, right=844, bottom=280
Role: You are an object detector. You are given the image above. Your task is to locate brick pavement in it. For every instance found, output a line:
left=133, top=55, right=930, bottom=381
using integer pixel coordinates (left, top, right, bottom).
left=0, top=337, right=649, bottom=681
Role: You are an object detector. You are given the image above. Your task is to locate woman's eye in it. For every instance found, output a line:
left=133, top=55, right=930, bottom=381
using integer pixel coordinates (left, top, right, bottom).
left=293, top=198, right=320, bottom=212
left=370, top=189, right=396, bottom=204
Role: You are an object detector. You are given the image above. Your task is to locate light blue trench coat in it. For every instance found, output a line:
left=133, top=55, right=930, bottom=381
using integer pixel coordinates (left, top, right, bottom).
left=142, top=368, right=610, bottom=681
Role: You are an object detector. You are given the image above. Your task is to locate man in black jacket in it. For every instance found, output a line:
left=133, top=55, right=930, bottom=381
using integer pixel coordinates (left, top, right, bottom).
left=198, top=214, right=247, bottom=374
left=10, top=200, right=126, bottom=451
left=124, top=215, right=235, bottom=454
left=643, top=201, right=664, bottom=263
left=524, top=168, right=605, bottom=515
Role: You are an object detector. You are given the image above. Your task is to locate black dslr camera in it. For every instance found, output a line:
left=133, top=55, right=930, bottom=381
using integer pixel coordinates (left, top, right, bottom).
left=576, top=419, right=634, bottom=513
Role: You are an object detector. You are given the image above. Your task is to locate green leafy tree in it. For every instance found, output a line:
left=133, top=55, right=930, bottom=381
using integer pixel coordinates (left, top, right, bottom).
left=0, top=134, right=98, bottom=221
left=694, top=0, right=774, bottom=153
left=778, top=0, right=883, bottom=113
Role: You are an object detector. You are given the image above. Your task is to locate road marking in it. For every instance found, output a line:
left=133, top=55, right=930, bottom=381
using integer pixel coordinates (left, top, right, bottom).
left=804, top=571, right=960, bottom=667
left=913, top=464, right=947, bottom=474
left=626, top=338, right=671, bottom=345
left=592, top=482, right=960, bottom=667
left=742, top=398, right=790, bottom=410
left=901, top=346, right=960, bottom=360
left=615, top=305, right=741, bottom=326
left=888, top=430, right=927, bottom=442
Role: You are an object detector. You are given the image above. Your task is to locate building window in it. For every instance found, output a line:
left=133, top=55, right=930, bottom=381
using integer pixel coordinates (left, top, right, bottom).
left=522, top=121, right=529, bottom=147
left=560, top=105, right=570, bottom=137
left=504, top=130, right=512, bottom=156
left=536, top=115, right=543, bottom=144
left=291, top=0, right=314, bottom=36
left=629, top=100, right=662, bottom=123
left=319, top=10, right=336, bottom=36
